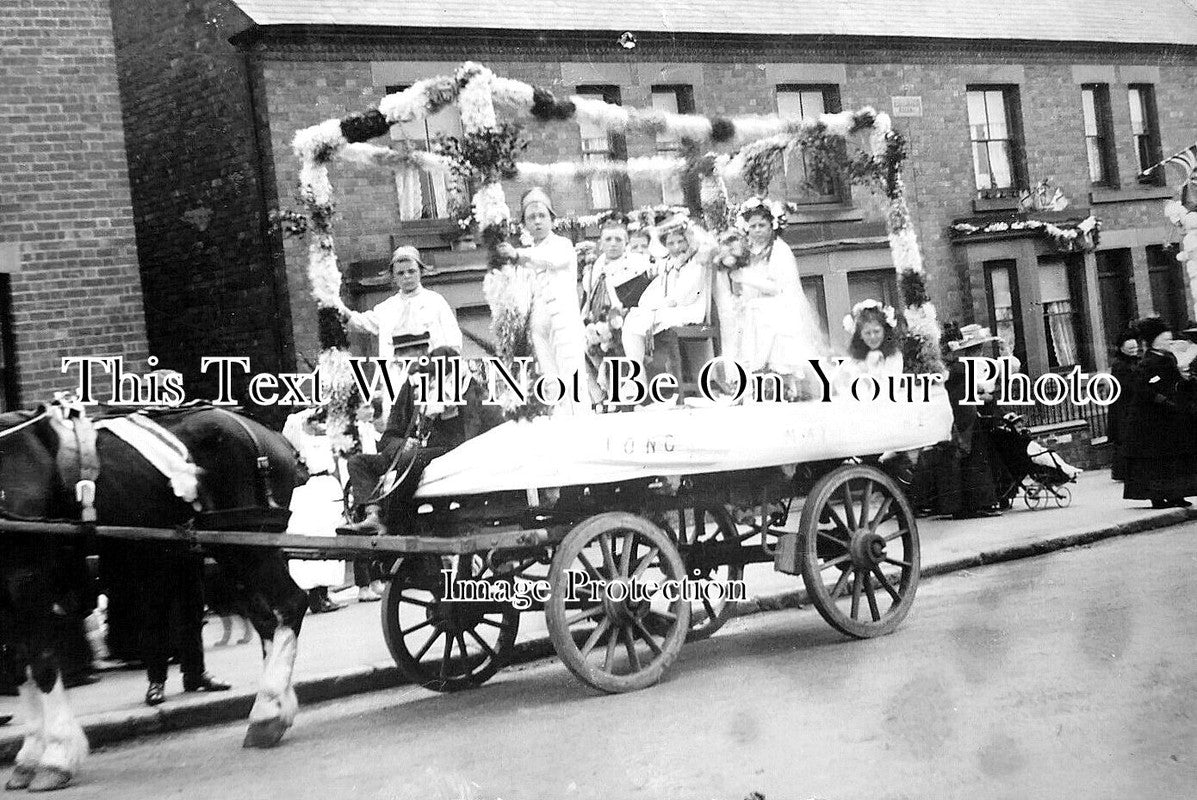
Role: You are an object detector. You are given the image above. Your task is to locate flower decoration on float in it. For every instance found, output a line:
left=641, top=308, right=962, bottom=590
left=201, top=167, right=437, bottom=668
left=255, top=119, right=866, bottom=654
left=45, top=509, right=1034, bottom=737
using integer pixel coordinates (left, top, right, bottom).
left=714, top=228, right=750, bottom=273
left=290, top=62, right=949, bottom=413
left=842, top=299, right=898, bottom=333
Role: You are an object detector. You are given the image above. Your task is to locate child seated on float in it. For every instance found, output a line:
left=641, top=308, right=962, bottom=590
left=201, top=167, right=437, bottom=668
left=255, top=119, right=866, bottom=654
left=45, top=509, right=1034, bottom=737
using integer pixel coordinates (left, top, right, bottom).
left=620, top=214, right=712, bottom=375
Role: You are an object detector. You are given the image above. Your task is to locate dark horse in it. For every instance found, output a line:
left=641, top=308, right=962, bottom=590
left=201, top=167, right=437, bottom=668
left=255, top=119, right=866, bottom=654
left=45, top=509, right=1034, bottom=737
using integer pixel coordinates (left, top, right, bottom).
left=0, top=404, right=308, bottom=791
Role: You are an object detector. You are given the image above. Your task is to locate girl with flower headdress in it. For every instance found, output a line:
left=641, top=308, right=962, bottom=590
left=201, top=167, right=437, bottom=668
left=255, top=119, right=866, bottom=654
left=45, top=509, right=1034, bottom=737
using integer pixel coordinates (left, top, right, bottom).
left=834, top=300, right=903, bottom=396
left=713, top=197, right=826, bottom=398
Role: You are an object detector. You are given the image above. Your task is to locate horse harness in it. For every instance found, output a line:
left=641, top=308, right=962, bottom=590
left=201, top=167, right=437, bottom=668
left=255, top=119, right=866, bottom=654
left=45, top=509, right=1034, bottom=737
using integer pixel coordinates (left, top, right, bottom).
left=42, top=400, right=282, bottom=525
left=46, top=400, right=100, bottom=522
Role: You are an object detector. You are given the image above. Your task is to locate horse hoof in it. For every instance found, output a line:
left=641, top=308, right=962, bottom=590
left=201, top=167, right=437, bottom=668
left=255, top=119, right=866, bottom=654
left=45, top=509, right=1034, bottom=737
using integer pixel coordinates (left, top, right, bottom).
left=27, top=768, right=72, bottom=793
left=5, top=765, right=36, bottom=791
left=242, top=718, right=288, bottom=749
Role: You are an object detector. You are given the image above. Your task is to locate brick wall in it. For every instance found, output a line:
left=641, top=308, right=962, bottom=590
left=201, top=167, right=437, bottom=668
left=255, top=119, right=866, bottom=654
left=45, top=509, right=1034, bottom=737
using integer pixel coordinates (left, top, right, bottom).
left=109, top=0, right=290, bottom=400
left=244, top=32, right=1197, bottom=363
left=0, top=0, right=150, bottom=404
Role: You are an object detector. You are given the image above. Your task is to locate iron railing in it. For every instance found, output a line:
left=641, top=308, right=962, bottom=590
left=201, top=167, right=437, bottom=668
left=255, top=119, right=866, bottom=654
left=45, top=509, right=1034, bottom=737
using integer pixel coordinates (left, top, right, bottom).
left=1013, top=398, right=1109, bottom=441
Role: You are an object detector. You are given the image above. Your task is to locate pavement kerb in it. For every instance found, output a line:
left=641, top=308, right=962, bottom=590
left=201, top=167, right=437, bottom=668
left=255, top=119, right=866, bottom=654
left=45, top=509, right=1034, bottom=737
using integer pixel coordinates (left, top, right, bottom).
left=3, top=505, right=1194, bottom=764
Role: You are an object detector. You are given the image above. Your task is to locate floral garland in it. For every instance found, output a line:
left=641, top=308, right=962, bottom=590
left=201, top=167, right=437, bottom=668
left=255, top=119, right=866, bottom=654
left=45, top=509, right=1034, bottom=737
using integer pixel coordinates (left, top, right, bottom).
left=291, top=62, right=947, bottom=415
left=950, top=215, right=1102, bottom=253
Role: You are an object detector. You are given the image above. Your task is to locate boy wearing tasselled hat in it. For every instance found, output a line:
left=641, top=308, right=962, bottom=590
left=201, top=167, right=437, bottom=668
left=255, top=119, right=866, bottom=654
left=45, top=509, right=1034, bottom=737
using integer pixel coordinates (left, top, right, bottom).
left=496, top=187, right=590, bottom=415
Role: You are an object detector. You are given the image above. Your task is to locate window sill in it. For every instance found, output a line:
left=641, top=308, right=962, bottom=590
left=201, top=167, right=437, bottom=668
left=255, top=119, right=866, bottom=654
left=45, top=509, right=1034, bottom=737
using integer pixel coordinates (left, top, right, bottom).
left=786, top=205, right=865, bottom=224
left=972, top=197, right=1022, bottom=213
left=1089, top=186, right=1175, bottom=204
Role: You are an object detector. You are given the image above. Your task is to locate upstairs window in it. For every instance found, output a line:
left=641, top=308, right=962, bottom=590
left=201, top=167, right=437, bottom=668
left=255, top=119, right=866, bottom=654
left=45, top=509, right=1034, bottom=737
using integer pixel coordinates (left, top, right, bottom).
left=1081, top=84, right=1117, bottom=187
left=776, top=85, right=843, bottom=204
left=386, top=84, right=464, bottom=221
left=967, top=86, right=1025, bottom=198
left=1129, top=84, right=1164, bottom=186
left=651, top=86, right=695, bottom=207
left=576, top=85, right=631, bottom=212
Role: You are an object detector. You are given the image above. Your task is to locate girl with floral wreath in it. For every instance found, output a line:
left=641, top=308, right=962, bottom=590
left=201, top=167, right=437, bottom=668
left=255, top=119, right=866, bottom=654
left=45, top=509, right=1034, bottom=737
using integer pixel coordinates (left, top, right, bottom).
left=713, top=197, right=827, bottom=399
left=833, top=299, right=903, bottom=396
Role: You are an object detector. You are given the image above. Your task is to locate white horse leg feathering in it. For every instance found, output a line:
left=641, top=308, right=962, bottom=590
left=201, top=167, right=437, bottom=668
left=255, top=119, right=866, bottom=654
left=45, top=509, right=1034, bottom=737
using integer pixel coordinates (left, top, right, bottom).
left=32, top=675, right=88, bottom=790
left=7, top=671, right=88, bottom=791
left=244, top=625, right=299, bottom=748
left=6, top=678, right=44, bottom=790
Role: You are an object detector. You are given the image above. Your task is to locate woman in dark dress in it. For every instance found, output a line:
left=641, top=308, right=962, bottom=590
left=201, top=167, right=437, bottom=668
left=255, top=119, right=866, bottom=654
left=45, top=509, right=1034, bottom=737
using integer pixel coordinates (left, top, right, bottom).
left=1121, top=317, right=1197, bottom=508
left=914, top=323, right=1000, bottom=519
left=1106, top=328, right=1139, bottom=482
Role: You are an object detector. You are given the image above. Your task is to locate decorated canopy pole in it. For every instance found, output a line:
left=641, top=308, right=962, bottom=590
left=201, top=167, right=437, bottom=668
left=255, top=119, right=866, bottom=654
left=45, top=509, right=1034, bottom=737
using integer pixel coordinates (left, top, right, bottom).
left=290, top=62, right=945, bottom=439
left=1153, top=142, right=1197, bottom=316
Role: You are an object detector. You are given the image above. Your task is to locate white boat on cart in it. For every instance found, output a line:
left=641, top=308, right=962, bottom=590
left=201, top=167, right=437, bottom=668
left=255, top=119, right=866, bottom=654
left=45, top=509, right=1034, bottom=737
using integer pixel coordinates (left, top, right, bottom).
left=365, top=388, right=954, bottom=695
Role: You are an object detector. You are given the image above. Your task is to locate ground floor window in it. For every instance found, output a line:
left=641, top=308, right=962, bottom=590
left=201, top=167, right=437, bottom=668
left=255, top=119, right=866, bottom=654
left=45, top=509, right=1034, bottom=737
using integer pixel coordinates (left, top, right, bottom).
left=846, top=268, right=900, bottom=312
left=1096, top=249, right=1136, bottom=350
left=1039, top=254, right=1090, bottom=371
left=1147, top=244, right=1187, bottom=331
left=984, top=259, right=1026, bottom=369
left=801, top=275, right=829, bottom=340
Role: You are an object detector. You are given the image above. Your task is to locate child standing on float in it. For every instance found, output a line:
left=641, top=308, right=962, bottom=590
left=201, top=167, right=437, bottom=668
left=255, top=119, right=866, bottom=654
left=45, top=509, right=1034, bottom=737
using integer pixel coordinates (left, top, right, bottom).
left=497, top=188, right=590, bottom=415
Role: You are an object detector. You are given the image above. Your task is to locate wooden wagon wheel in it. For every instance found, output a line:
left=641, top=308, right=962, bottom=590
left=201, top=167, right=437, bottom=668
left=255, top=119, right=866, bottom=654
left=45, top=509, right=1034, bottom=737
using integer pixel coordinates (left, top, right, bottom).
left=546, top=512, right=690, bottom=693
left=674, top=504, right=743, bottom=641
left=382, top=553, right=520, bottom=692
left=798, top=464, right=920, bottom=639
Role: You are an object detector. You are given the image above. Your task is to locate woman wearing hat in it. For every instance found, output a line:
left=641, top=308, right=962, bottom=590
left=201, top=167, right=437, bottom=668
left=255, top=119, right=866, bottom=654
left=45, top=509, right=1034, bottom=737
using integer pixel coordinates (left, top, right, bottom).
left=620, top=214, right=713, bottom=373
left=497, top=188, right=589, bottom=414
left=913, top=322, right=1002, bottom=519
left=1107, top=327, right=1140, bottom=482
left=1121, top=316, right=1197, bottom=507
left=714, top=198, right=825, bottom=397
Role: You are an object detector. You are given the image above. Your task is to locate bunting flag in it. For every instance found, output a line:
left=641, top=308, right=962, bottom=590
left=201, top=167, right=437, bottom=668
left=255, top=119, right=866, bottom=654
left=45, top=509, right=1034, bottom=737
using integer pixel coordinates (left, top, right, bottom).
left=1143, top=141, right=1197, bottom=185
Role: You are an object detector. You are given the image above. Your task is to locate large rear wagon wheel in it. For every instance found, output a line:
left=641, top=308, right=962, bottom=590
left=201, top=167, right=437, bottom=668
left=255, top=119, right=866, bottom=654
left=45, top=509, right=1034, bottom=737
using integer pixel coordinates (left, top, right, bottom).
left=676, top=504, right=743, bottom=642
left=546, top=513, right=690, bottom=693
left=382, top=554, right=519, bottom=692
left=799, top=464, right=920, bottom=639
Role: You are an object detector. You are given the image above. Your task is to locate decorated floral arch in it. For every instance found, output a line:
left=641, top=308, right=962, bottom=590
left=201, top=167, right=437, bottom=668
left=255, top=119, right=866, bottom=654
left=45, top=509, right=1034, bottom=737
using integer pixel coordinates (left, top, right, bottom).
left=290, top=62, right=944, bottom=450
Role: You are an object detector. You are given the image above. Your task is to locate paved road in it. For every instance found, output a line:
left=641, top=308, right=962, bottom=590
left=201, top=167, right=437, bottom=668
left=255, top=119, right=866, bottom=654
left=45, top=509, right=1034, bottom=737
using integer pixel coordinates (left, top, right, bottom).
left=29, top=525, right=1197, bottom=800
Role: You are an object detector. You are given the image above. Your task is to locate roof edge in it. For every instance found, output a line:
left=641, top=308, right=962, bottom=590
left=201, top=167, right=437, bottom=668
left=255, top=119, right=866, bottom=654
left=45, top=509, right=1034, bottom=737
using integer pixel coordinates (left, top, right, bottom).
left=227, top=23, right=1197, bottom=52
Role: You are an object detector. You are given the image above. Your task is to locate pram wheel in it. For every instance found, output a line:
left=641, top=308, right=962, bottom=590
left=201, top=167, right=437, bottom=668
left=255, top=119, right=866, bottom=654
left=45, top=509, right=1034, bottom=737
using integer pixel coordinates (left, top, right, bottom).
left=1051, top=485, right=1072, bottom=508
left=1023, top=484, right=1044, bottom=510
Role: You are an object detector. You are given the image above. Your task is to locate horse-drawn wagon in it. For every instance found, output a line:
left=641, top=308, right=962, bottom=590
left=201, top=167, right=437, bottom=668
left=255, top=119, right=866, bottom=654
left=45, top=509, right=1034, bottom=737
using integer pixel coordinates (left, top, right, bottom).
left=3, top=389, right=950, bottom=704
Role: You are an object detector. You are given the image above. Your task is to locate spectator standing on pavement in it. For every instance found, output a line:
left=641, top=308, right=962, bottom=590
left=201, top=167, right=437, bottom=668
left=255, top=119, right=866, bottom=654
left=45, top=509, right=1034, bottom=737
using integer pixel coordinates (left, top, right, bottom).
left=914, top=323, right=1001, bottom=519
left=1121, top=316, right=1197, bottom=508
left=1107, top=328, right=1140, bottom=482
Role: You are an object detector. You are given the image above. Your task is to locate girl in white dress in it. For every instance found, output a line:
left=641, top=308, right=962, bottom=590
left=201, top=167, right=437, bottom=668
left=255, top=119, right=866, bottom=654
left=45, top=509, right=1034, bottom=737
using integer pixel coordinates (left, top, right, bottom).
left=282, top=408, right=348, bottom=612
left=713, top=198, right=826, bottom=398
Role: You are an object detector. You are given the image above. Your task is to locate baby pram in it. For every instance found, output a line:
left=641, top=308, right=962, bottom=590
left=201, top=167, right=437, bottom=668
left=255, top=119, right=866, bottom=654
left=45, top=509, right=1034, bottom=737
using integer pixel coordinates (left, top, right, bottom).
left=987, top=412, right=1082, bottom=509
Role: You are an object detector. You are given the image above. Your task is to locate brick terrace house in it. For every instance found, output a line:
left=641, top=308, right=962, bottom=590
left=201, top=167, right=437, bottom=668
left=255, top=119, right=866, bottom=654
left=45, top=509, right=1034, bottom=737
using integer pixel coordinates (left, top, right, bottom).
left=108, top=0, right=1197, bottom=396
left=0, top=0, right=150, bottom=409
